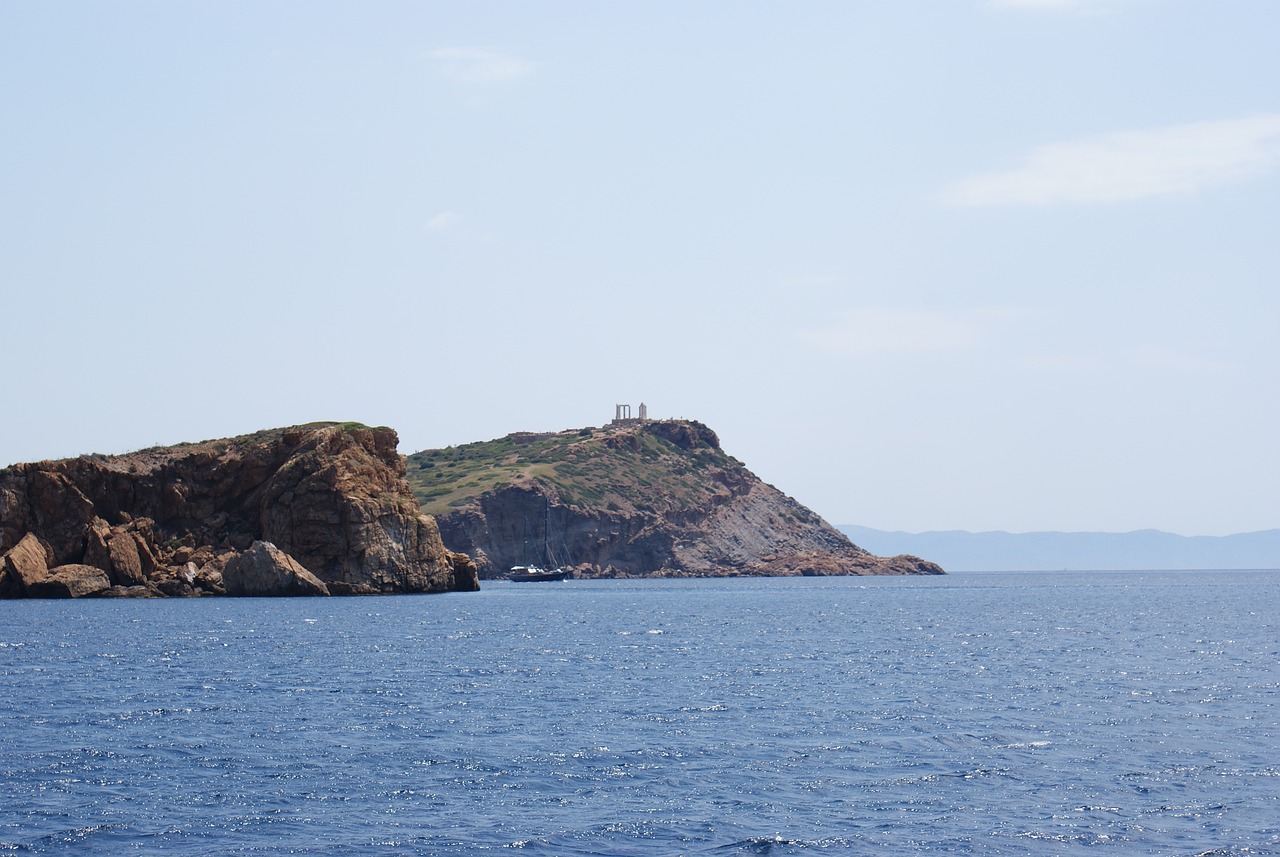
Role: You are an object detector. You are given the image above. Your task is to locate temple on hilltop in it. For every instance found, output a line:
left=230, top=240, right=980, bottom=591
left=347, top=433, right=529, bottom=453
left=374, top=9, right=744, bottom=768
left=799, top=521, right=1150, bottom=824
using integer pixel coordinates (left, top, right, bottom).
left=611, top=403, right=649, bottom=425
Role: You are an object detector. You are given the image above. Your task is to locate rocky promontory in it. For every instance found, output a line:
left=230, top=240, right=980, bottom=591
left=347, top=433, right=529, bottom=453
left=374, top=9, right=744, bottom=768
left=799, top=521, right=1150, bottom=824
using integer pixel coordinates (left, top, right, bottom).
left=1, top=423, right=479, bottom=598
left=407, top=419, right=943, bottom=579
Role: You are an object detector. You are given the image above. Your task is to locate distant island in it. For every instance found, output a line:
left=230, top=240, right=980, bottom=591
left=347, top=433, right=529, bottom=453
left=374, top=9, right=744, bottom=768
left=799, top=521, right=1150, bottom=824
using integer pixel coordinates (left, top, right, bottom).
left=840, top=525, right=1280, bottom=571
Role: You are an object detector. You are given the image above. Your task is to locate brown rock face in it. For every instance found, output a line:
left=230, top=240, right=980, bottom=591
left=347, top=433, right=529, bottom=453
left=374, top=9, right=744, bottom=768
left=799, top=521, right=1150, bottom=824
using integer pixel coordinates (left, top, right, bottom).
left=1, top=533, right=52, bottom=594
left=27, top=565, right=112, bottom=599
left=107, top=530, right=147, bottom=586
left=0, top=423, right=479, bottom=598
left=223, top=541, right=331, bottom=597
left=0, top=534, right=112, bottom=598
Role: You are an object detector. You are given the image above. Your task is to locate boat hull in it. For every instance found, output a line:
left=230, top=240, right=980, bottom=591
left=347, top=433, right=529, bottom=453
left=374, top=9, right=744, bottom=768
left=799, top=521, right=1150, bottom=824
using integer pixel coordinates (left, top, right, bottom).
left=507, top=566, right=570, bottom=582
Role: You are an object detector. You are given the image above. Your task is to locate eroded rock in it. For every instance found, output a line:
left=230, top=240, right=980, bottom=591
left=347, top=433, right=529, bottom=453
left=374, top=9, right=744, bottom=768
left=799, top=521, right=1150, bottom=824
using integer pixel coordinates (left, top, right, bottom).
left=0, top=423, right=477, bottom=598
left=1, top=533, right=51, bottom=595
left=26, top=564, right=111, bottom=599
left=107, top=530, right=146, bottom=586
left=222, top=541, right=330, bottom=597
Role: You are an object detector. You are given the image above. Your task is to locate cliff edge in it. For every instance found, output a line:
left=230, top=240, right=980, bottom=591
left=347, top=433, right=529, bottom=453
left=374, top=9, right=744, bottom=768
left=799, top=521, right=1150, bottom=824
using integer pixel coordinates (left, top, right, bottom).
left=407, top=420, right=942, bottom=578
left=1, top=423, right=479, bottom=598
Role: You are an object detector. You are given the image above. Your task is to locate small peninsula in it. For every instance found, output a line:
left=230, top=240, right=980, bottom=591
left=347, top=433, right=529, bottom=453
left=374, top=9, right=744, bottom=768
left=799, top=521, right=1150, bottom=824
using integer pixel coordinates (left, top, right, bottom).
left=407, top=414, right=943, bottom=579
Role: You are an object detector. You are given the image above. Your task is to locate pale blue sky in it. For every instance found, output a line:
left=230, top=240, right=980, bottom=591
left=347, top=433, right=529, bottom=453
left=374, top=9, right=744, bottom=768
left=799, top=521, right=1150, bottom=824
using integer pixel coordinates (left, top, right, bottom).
left=3, top=1, right=1277, bottom=536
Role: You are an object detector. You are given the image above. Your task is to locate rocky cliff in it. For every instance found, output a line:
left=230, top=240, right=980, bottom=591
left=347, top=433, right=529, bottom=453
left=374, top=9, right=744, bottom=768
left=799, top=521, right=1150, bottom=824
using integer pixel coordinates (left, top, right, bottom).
left=0, top=423, right=479, bottom=598
left=406, top=420, right=942, bottom=578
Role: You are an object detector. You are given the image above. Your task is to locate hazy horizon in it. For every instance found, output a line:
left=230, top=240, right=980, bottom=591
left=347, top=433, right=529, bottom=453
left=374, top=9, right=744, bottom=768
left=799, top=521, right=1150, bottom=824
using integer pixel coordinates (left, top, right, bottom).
left=841, top=523, right=1280, bottom=538
left=3, top=2, right=1276, bottom=538
left=838, top=522, right=1280, bottom=570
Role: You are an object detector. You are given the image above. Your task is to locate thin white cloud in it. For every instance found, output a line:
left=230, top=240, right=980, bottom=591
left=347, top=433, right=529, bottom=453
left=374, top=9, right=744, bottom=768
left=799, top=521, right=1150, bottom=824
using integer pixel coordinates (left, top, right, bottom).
left=943, top=115, right=1280, bottom=206
left=425, top=211, right=461, bottom=230
left=802, top=308, right=1023, bottom=359
left=427, top=47, right=535, bottom=83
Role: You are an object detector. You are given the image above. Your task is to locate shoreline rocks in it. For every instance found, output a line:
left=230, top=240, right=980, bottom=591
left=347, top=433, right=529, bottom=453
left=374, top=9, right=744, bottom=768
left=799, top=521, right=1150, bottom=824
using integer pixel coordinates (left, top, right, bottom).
left=0, top=423, right=480, bottom=599
left=223, top=541, right=331, bottom=597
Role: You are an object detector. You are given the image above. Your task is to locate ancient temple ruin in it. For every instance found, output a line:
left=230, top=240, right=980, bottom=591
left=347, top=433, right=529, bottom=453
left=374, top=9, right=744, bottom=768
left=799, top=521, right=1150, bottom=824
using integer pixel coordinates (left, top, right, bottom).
left=611, top=403, right=649, bottom=425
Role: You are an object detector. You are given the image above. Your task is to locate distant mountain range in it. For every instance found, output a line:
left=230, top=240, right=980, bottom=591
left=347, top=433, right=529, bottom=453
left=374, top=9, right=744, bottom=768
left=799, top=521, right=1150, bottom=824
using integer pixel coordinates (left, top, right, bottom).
left=838, top=525, right=1280, bottom=571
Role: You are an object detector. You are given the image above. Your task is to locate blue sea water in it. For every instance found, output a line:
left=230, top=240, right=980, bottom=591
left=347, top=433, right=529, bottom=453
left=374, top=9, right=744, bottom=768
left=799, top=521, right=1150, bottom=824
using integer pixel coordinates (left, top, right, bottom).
left=1, top=571, right=1277, bottom=855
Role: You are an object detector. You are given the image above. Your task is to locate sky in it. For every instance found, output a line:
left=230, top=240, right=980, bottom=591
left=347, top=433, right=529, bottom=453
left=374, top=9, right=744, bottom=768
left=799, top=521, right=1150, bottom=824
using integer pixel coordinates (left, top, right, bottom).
left=3, top=1, right=1277, bottom=537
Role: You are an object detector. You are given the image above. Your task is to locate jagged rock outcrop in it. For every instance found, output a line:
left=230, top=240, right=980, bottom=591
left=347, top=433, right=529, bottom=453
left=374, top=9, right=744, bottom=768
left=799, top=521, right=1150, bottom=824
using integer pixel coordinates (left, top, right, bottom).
left=224, top=541, right=331, bottom=597
left=28, top=565, right=112, bottom=599
left=0, top=423, right=481, bottom=598
left=0, top=532, right=112, bottom=598
left=1, top=533, right=50, bottom=595
left=409, top=420, right=943, bottom=579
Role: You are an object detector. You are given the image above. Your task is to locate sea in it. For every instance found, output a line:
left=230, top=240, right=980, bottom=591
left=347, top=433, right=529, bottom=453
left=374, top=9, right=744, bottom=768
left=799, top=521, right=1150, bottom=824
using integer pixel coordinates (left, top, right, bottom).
left=1, top=570, right=1277, bottom=856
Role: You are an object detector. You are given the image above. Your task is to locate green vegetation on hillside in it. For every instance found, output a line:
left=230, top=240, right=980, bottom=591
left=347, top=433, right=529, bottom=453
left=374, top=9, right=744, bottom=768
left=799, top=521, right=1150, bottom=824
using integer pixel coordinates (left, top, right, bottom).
left=405, top=423, right=740, bottom=517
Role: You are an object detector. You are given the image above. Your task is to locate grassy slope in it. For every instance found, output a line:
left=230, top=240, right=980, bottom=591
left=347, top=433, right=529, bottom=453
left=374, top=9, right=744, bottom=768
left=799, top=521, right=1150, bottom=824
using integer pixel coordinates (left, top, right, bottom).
left=79, top=421, right=382, bottom=464
left=405, top=424, right=787, bottom=521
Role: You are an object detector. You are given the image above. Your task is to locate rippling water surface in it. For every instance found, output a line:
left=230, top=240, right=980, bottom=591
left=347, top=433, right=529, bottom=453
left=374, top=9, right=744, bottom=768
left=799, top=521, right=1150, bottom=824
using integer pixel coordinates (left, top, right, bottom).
left=2, top=571, right=1278, bottom=855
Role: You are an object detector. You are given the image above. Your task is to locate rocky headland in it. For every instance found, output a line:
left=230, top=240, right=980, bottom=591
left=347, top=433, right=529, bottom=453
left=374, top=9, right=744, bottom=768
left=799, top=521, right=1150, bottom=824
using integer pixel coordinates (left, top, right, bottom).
left=0, top=423, right=479, bottom=599
left=407, top=419, right=943, bottom=579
